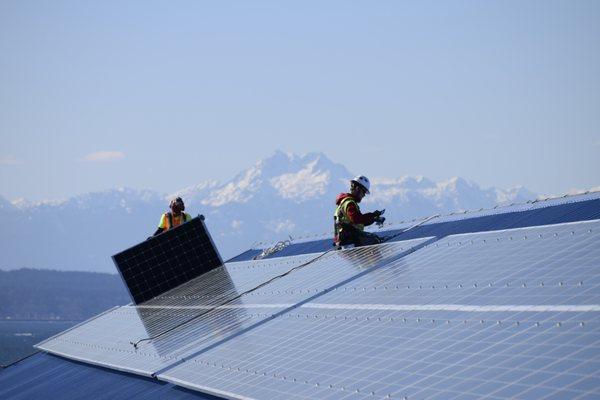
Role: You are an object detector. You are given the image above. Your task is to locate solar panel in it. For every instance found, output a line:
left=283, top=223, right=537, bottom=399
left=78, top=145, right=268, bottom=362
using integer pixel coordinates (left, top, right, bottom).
left=37, top=240, right=428, bottom=377
left=113, top=216, right=223, bottom=304
left=160, top=220, right=600, bottom=400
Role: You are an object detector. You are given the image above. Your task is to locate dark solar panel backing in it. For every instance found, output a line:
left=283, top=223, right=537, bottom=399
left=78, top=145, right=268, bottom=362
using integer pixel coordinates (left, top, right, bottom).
left=113, top=216, right=223, bottom=304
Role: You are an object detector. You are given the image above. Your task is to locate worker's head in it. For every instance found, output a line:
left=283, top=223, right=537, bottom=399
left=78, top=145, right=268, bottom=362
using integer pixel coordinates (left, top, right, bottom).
left=350, top=175, right=370, bottom=202
left=170, top=197, right=185, bottom=215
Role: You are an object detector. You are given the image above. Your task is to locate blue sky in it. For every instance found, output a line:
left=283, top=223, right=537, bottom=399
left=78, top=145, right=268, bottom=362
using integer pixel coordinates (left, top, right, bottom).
left=1, top=1, right=598, bottom=201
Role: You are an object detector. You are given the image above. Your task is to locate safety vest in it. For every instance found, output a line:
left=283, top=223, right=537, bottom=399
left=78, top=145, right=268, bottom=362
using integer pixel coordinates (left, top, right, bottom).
left=163, top=212, right=189, bottom=231
left=334, top=197, right=364, bottom=239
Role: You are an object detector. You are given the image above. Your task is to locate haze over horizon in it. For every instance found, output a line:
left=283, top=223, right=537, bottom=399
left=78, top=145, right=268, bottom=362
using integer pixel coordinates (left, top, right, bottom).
left=1, top=1, right=599, bottom=201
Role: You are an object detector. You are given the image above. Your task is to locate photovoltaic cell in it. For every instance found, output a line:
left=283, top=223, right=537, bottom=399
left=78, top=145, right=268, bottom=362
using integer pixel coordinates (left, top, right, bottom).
left=161, top=220, right=600, bottom=400
left=113, top=216, right=223, bottom=304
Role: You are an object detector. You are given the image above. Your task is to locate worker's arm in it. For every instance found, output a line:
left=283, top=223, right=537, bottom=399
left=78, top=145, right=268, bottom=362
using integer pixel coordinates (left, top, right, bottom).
left=152, top=214, right=168, bottom=236
left=346, top=203, right=377, bottom=226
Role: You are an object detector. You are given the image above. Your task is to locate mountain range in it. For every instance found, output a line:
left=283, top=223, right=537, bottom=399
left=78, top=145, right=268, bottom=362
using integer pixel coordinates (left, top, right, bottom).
left=1, top=151, right=539, bottom=273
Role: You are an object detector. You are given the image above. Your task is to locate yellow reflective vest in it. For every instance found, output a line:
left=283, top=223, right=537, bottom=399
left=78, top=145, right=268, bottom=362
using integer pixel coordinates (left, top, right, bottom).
left=334, top=197, right=365, bottom=240
left=158, top=212, right=191, bottom=231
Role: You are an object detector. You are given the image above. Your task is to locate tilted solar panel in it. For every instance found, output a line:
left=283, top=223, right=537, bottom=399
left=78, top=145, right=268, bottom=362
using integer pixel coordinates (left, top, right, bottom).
left=35, top=254, right=316, bottom=376
left=113, top=216, right=223, bottom=304
left=161, top=220, right=600, bottom=400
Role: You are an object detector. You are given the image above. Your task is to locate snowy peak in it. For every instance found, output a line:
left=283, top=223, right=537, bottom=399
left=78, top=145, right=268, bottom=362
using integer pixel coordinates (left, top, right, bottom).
left=437, top=177, right=479, bottom=193
left=169, top=180, right=220, bottom=207
left=0, top=195, right=16, bottom=212
left=269, top=158, right=332, bottom=201
left=62, top=188, right=164, bottom=211
left=366, top=176, right=537, bottom=212
left=255, top=150, right=351, bottom=180
left=203, top=164, right=264, bottom=207
left=187, top=151, right=541, bottom=212
left=11, top=197, right=68, bottom=210
left=202, top=151, right=353, bottom=206
left=4, top=152, right=540, bottom=214
left=10, top=188, right=165, bottom=213
left=495, top=186, right=538, bottom=205
left=373, top=175, right=435, bottom=189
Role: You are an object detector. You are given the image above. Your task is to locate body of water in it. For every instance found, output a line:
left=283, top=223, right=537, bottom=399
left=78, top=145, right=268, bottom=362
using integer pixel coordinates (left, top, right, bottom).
left=0, top=320, right=78, bottom=366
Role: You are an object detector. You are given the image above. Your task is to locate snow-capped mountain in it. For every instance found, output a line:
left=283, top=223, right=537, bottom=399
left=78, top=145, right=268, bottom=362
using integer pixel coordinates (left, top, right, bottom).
left=1, top=151, right=538, bottom=273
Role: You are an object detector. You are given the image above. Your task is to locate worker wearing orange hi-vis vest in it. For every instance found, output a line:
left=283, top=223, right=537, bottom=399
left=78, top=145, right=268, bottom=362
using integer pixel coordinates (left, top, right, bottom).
left=334, top=175, right=385, bottom=248
left=153, top=197, right=192, bottom=236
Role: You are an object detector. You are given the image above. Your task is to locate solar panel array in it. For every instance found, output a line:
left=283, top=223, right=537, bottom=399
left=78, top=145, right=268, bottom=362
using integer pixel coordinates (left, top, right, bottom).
left=113, top=216, right=223, bottom=304
left=37, top=213, right=600, bottom=399
left=160, top=220, right=600, bottom=399
left=37, top=240, right=428, bottom=377
left=230, top=191, right=600, bottom=261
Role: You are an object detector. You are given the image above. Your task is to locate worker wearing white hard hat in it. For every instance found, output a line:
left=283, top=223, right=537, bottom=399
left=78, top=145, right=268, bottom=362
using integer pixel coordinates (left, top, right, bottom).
left=333, top=175, right=385, bottom=248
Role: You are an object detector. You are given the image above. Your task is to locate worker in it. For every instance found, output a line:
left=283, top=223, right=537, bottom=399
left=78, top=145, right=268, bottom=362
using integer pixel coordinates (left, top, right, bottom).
left=334, top=175, right=385, bottom=248
left=153, top=197, right=192, bottom=236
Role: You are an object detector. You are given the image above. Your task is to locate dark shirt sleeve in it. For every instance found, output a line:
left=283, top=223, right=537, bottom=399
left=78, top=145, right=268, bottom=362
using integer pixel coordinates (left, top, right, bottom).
left=346, top=202, right=376, bottom=226
left=153, top=227, right=165, bottom=236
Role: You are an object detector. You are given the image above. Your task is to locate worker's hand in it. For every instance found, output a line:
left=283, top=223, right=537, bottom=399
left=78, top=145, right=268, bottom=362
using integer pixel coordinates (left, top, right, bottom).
left=373, top=209, right=384, bottom=218
left=374, top=216, right=386, bottom=227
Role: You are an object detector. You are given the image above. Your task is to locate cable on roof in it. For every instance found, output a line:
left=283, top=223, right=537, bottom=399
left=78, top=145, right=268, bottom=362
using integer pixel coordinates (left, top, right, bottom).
left=380, top=214, right=440, bottom=243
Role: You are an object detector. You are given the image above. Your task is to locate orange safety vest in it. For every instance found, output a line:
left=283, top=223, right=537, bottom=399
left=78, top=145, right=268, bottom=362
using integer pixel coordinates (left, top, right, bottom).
left=163, top=212, right=189, bottom=231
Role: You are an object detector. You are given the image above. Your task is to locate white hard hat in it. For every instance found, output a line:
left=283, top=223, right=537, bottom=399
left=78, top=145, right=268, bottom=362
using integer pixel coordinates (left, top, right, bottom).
left=351, top=175, right=370, bottom=194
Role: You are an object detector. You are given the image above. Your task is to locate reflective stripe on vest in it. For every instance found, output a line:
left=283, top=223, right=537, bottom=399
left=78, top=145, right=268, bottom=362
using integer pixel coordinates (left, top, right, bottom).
left=164, top=212, right=187, bottom=230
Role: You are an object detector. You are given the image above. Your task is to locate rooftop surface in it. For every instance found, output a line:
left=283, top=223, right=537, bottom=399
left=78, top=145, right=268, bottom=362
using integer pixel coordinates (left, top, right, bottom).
left=2, top=191, right=599, bottom=399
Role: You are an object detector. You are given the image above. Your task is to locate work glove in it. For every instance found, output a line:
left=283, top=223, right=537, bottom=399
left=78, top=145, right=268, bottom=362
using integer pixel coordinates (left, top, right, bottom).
left=372, top=209, right=385, bottom=218
left=374, top=216, right=386, bottom=227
